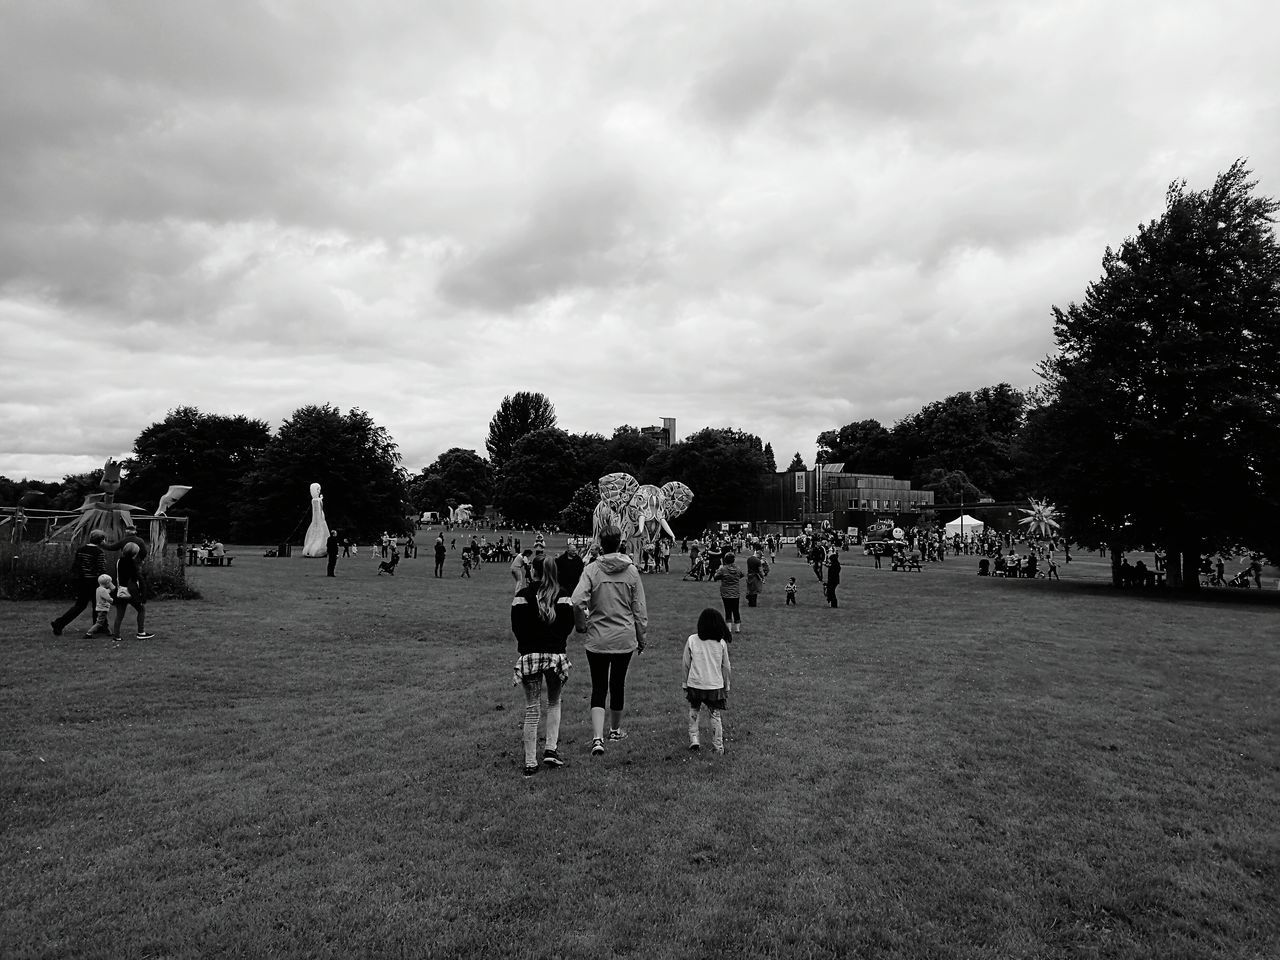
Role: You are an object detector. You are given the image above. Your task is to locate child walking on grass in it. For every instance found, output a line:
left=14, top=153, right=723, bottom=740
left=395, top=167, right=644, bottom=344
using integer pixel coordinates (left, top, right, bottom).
left=84, top=574, right=115, bottom=637
left=712, top=552, right=743, bottom=635
left=683, top=608, right=732, bottom=754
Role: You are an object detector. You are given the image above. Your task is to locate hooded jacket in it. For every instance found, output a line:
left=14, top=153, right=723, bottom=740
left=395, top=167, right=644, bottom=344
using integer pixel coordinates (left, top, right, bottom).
left=570, top=552, right=648, bottom=654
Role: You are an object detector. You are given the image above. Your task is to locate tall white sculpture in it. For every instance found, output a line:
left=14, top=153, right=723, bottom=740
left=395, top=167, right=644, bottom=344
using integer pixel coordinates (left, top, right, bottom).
left=303, top=482, right=329, bottom=557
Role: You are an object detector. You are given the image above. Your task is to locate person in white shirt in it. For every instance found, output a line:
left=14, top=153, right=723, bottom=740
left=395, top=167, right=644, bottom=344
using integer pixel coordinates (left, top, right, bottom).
left=682, top=608, right=733, bottom=754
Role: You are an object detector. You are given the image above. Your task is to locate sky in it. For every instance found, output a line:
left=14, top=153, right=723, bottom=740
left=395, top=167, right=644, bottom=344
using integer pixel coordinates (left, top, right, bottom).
left=3, top=0, right=1279, bottom=483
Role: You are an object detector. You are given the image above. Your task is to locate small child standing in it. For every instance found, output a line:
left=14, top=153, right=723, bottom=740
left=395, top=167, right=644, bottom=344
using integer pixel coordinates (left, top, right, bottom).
left=84, top=574, right=115, bottom=637
left=461, top=549, right=473, bottom=578
left=683, top=608, right=732, bottom=754
left=711, top=552, right=744, bottom=635
left=785, top=576, right=797, bottom=605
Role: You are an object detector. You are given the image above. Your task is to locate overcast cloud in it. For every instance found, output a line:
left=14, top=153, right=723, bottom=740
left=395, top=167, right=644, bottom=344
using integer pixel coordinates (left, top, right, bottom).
left=3, top=0, right=1278, bottom=482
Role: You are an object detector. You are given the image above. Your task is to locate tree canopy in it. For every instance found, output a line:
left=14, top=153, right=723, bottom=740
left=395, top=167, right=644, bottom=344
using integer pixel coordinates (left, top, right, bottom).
left=233, top=405, right=407, bottom=542
left=124, top=406, right=272, bottom=539
left=407, top=448, right=493, bottom=517
left=485, top=392, right=557, bottom=470
left=1028, top=161, right=1280, bottom=584
left=647, top=427, right=770, bottom=531
left=495, top=428, right=582, bottom=527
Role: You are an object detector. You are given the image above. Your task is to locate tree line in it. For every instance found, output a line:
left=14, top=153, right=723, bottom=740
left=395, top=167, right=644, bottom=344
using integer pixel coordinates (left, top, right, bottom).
left=3, top=162, right=1277, bottom=585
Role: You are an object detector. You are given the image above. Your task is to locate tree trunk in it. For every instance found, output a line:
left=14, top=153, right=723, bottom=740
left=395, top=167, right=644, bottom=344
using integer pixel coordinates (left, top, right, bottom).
left=1111, top=539, right=1123, bottom=587
left=1180, top=549, right=1201, bottom=592
left=1167, top=549, right=1184, bottom=590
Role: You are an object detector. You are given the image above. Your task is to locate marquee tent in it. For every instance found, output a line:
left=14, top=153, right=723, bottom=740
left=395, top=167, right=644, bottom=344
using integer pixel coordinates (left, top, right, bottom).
left=944, top=514, right=985, bottom=536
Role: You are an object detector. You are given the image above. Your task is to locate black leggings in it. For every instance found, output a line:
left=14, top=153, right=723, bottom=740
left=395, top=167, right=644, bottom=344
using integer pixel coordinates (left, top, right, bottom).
left=586, top=650, right=632, bottom=711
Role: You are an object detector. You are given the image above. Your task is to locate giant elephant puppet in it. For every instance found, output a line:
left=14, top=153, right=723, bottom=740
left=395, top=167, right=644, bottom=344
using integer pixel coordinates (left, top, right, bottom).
left=592, top=473, right=693, bottom=556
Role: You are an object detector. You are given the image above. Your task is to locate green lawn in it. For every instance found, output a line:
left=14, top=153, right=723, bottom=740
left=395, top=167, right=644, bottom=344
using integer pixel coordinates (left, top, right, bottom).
left=2, top=543, right=1277, bottom=959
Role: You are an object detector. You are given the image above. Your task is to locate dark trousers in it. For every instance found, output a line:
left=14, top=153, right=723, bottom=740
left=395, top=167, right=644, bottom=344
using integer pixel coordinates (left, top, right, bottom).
left=746, top=593, right=757, bottom=607
left=434, top=559, right=445, bottom=577
left=721, top=597, right=740, bottom=624
left=53, top=581, right=97, bottom=631
left=786, top=593, right=796, bottom=605
left=586, top=650, right=632, bottom=710
left=826, top=584, right=838, bottom=607
left=326, top=553, right=337, bottom=576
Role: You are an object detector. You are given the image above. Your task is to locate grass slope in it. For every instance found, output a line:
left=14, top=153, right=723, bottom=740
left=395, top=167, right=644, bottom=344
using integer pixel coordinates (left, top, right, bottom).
left=2, top=545, right=1277, bottom=959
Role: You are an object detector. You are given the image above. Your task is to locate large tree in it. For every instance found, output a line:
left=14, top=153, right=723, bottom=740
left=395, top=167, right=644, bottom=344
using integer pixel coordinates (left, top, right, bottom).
left=816, top=419, right=896, bottom=473
left=647, top=428, right=770, bottom=532
left=124, top=406, right=272, bottom=539
left=233, top=405, right=407, bottom=542
left=485, top=392, right=557, bottom=470
left=495, top=428, right=581, bottom=527
left=1030, top=161, right=1280, bottom=586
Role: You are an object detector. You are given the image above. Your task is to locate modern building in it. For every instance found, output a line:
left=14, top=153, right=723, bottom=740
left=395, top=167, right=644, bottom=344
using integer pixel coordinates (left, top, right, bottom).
left=767, top=463, right=934, bottom=536
left=640, top=417, right=677, bottom=449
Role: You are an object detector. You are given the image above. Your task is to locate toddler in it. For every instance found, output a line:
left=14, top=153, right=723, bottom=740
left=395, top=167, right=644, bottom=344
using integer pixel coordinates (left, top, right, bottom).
left=461, top=549, right=473, bottom=577
left=683, top=608, right=732, bottom=754
left=84, top=574, right=115, bottom=637
left=785, top=576, right=797, bottom=605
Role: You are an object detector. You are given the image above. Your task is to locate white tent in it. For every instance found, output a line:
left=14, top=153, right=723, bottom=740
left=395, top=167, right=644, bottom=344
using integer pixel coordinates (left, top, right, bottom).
left=944, top=514, right=985, bottom=535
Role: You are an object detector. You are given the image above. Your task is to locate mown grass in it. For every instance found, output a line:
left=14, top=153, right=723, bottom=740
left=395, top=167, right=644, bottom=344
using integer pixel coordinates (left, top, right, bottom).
left=1, top=544, right=1277, bottom=959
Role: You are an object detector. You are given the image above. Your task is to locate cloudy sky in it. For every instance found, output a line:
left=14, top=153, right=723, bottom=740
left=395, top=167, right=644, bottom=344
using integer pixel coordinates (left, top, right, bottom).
left=3, top=0, right=1278, bottom=482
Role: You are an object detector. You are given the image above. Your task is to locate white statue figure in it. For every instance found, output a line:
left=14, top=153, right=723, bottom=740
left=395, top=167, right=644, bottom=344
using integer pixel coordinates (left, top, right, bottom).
left=303, top=482, right=330, bottom=557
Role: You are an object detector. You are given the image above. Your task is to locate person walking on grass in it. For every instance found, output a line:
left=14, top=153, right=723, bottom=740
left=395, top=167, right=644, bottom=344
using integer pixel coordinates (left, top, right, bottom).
left=684, top=608, right=732, bottom=754
left=745, top=547, right=769, bottom=607
left=825, top=550, right=841, bottom=608
left=511, top=556, right=575, bottom=777
left=570, top=528, right=647, bottom=756
left=50, top=529, right=108, bottom=636
left=712, top=551, right=743, bottom=636
left=434, top=534, right=447, bottom=578
left=84, top=574, right=116, bottom=638
left=112, top=541, right=154, bottom=640
left=326, top=528, right=340, bottom=577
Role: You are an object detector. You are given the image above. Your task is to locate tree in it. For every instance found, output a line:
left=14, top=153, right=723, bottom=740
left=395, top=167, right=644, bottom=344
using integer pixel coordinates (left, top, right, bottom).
left=816, top=420, right=895, bottom=472
left=647, top=428, right=770, bottom=531
left=233, top=405, right=407, bottom=542
left=787, top=452, right=807, bottom=472
left=123, top=406, right=272, bottom=539
left=602, top=426, right=660, bottom=480
left=762, top=442, right=777, bottom=473
left=485, top=392, right=557, bottom=470
left=407, top=448, right=493, bottom=515
left=1029, top=161, right=1280, bottom=585
left=495, top=428, right=582, bottom=527
left=559, top=482, right=600, bottom=535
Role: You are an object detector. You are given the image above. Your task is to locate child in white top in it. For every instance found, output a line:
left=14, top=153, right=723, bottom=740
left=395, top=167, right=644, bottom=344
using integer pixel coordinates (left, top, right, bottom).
left=683, top=608, right=733, bottom=754
left=85, top=574, right=115, bottom=637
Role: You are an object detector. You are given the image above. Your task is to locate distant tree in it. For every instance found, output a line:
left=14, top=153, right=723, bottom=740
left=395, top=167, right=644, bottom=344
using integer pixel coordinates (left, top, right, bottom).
left=647, top=428, right=770, bottom=531
left=123, top=406, right=272, bottom=539
left=787, top=452, right=807, bottom=472
left=919, top=469, right=987, bottom=506
left=816, top=420, right=896, bottom=472
left=762, top=442, right=777, bottom=473
left=485, top=392, right=557, bottom=470
left=51, top=471, right=105, bottom=511
left=891, top=385, right=1027, bottom=497
left=407, top=448, right=493, bottom=516
left=559, top=482, right=600, bottom=535
left=1029, top=161, right=1280, bottom=584
left=233, top=405, right=407, bottom=542
left=603, top=426, right=660, bottom=480
left=495, top=428, right=581, bottom=527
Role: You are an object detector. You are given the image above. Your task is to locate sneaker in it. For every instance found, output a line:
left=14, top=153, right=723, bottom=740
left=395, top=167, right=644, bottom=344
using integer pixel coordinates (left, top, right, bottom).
left=522, top=764, right=538, bottom=778
left=50, top=621, right=63, bottom=637
left=136, top=632, right=155, bottom=640
left=689, top=742, right=701, bottom=752
left=542, top=749, right=565, bottom=768
left=607, top=729, right=628, bottom=742
left=591, top=738, right=605, bottom=756
left=110, top=635, right=122, bottom=641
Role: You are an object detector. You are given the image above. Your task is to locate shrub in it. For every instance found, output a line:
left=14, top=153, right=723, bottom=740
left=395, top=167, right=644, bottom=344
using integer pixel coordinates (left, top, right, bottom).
left=0, top=542, right=199, bottom=602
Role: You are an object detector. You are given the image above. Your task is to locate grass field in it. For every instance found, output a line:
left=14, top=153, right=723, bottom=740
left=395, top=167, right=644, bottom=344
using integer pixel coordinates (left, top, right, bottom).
left=2, top=541, right=1277, bottom=959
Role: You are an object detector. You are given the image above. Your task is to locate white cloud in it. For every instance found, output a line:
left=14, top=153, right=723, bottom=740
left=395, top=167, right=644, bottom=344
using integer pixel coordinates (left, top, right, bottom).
left=2, top=0, right=1278, bottom=482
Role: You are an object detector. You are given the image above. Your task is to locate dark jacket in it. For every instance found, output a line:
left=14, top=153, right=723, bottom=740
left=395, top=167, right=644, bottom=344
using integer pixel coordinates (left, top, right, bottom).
left=511, top=584, right=575, bottom=654
left=115, top=553, right=146, bottom=603
left=826, top=556, right=841, bottom=587
left=555, top=551, right=585, bottom=593
left=72, top=543, right=107, bottom=581
left=326, top=533, right=339, bottom=558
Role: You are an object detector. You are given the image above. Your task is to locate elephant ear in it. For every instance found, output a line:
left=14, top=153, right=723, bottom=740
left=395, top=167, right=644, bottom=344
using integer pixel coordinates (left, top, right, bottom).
left=661, top=481, right=694, bottom=520
left=598, top=472, right=639, bottom=511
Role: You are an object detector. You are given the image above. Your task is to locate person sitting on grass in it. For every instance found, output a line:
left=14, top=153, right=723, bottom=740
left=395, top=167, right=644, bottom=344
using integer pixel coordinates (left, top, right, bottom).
left=683, top=608, right=732, bottom=754
left=511, top=556, right=575, bottom=777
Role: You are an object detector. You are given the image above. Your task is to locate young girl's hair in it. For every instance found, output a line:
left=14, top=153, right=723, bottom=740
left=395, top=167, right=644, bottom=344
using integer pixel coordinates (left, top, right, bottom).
left=696, top=607, right=731, bottom=642
left=535, top=556, right=561, bottom=623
